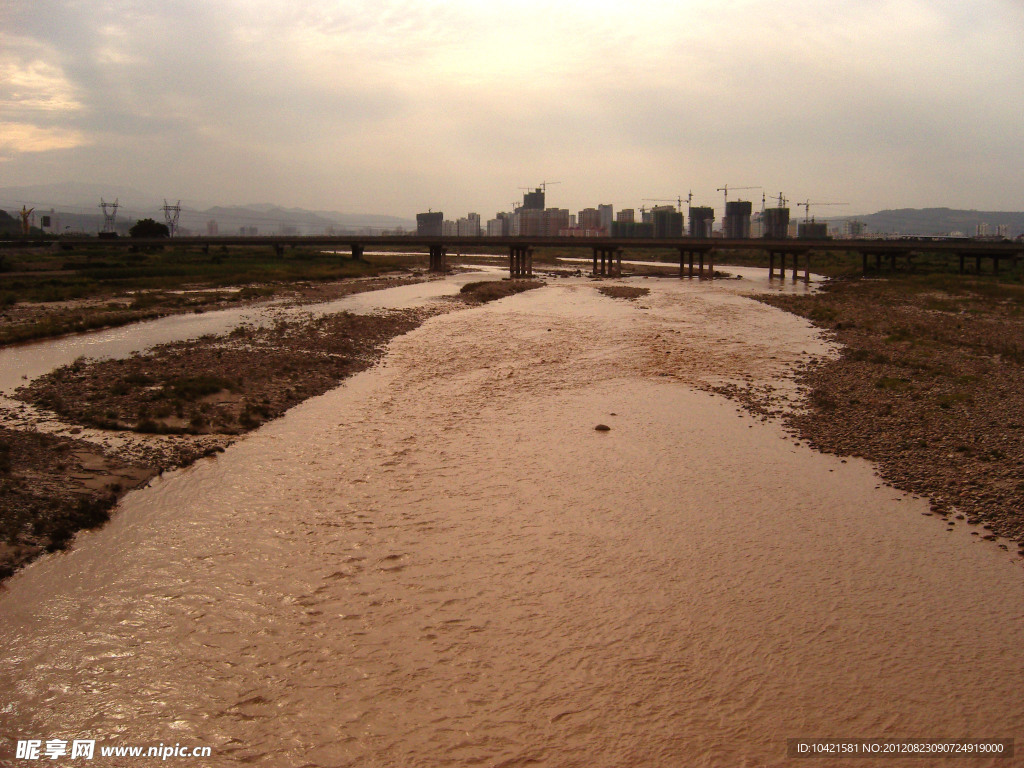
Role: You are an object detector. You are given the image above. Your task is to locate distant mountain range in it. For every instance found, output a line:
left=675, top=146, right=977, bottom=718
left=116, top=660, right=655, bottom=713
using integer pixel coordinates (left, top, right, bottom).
left=1, top=183, right=1022, bottom=238
left=0, top=183, right=415, bottom=235
left=827, top=208, right=1024, bottom=238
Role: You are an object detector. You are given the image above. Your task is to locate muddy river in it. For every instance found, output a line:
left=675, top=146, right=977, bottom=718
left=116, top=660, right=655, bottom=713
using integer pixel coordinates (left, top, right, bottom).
left=1, top=270, right=1022, bottom=767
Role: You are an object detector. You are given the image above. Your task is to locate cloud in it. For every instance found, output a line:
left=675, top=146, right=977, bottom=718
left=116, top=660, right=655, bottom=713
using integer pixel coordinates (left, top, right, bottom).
left=1, top=0, right=1022, bottom=214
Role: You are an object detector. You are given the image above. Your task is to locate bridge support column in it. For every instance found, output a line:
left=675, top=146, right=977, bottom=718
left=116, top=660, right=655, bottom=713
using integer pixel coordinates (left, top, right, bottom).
left=274, top=243, right=284, bottom=257
left=614, top=248, right=622, bottom=277
left=862, top=252, right=868, bottom=275
left=593, top=247, right=615, bottom=276
left=707, top=250, right=714, bottom=280
left=351, top=243, right=364, bottom=261
left=876, top=253, right=882, bottom=272
left=959, top=254, right=965, bottom=274
left=429, top=244, right=447, bottom=272
left=993, top=257, right=1000, bottom=275
left=792, top=253, right=798, bottom=281
left=975, top=255, right=982, bottom=274
left=804, top=252, right=811, bottom=283
left=698, top=252, right=705, bottom=279
left=768, top=251, right=775, bottom=279
left=890, top=252, right=897, bottom=272
left=508, top=246, right=533, bottom=278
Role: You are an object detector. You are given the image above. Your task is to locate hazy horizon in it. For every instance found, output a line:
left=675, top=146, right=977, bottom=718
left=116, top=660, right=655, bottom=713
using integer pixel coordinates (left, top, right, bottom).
left=3, top=0, right=1023, bottom=221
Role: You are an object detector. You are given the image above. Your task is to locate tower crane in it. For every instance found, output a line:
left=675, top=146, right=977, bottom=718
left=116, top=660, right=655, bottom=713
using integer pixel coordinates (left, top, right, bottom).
left=798, top=200, right=848, bottom=222
left=642, top=196, right=685, bottom=211
left=716, top=185, right=762, bottom=209
left=19, top=205, right=35, bottom=235
left=519, top=181, right=561, bottom=193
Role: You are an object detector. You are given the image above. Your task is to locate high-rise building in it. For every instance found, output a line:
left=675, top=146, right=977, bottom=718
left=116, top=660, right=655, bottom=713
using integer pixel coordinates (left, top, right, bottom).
left=598, top=204, right=613, bottom=234
left=689, top=207, right=715, bottom=238
left=517, top=208, right=544, bottom=237
left=651, top=206, right=684, bottom=238
left=206, top=220, right=219, bottom=236
left=417, top=212, right=443, bottom=237
left=762, top=208, right=790, bottom=239
left=616, top=209, right=635, bottom=224
left=522, top=188, right=545, bottom=210
left=457, top=213, right=481, bottom=237
left=798, top=221, right=828, bottom=239
left=442, top=220, right=458, bottom=237
left=723, top=201, right=752, bottom=239
left=578, top=208, right=602, bottom=230
left=543, top=208, right=570, bottom=237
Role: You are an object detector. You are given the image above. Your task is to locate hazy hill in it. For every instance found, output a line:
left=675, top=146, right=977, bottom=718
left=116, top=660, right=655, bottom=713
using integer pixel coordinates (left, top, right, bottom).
left=840, top=208, right=1024, bottom=237
left=0, top=184, right=415, bottom=235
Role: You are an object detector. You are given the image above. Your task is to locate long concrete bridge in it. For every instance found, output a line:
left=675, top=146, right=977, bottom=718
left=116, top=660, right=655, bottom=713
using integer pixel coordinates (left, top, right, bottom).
left=8, top=234, right=1024, bottom=281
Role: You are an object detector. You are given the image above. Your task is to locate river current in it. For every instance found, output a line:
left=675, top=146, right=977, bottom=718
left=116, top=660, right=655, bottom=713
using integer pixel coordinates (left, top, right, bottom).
left=1, top=271, right=1022, bottom=767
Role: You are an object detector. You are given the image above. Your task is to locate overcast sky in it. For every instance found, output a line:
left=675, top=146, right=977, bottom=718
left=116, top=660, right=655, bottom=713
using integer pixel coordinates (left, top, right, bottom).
left=2, top=0, right=1022, bottom=219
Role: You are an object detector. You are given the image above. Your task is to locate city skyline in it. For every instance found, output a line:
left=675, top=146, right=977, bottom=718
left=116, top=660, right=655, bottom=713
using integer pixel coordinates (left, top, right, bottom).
left=2, top=0, right=1023, bottom=218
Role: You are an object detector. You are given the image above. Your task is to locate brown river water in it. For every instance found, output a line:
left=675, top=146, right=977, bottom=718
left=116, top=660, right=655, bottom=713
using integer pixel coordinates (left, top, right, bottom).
left=2, top=271, right=1023, bottom=767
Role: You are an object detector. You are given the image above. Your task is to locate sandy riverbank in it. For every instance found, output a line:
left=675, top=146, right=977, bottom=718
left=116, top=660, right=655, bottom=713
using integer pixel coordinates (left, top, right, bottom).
left=727, top=274, right=1024, bottom=552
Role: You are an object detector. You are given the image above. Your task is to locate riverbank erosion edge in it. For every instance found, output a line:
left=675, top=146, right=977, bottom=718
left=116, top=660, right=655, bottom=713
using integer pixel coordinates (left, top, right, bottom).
left=742, top=274, right=1024, bottom=551
left=0, top=278, right=543, bottom=580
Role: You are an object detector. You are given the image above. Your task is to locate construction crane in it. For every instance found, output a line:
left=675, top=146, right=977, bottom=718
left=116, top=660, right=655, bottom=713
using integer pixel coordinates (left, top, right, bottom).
left=642, top=196, right=685, bottom=211
left=797, top=200, right=848, bottom=222
left=519, top=180, right=561, bottom=193
left=716, top=185, right=762, bottom=209
left=18, top=205, right=35, bottom=235
left=772, top=192, right=789, bottom=208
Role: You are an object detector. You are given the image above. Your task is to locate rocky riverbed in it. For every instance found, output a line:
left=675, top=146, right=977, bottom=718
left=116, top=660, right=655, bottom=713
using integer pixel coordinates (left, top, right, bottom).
left=734, top=274, right=1024, bottom=552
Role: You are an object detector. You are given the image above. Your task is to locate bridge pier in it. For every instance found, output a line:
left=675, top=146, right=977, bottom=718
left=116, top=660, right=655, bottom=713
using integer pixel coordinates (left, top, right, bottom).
left=351, top=243, right=365, bottom=261
left=679, top=249, right=696, bottom=278
left=592, top=247, right=618, bottom=277
left=429, top=244, right=447, bottom=272
left=509, top=245, right=532, bottom=277
left=274, top=243, right=284, bottom=257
